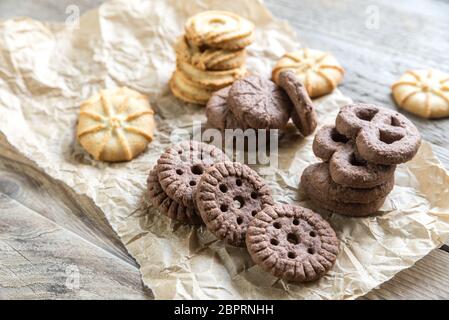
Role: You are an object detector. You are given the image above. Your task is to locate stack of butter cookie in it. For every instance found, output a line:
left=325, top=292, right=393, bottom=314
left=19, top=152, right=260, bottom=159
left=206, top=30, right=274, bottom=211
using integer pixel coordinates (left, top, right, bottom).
left=205, top=71, right=318, bottom=136
left=301, top=103, right=422, bottom=217
left=170, top=11, right=255, bottom=105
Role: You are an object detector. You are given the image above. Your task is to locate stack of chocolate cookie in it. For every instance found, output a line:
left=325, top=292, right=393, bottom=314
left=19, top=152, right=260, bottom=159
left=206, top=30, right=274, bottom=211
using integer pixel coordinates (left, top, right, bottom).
left=148, top=140, right=340, bottom=283
left=301, top=103, right=422, bottom=217
left=170, top=11, right=254, bottom=105
left=205, top=71, right=318, bottom=137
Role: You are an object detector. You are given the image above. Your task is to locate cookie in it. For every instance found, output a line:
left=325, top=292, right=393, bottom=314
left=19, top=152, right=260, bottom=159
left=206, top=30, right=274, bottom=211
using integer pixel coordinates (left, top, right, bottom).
left=301, top=162, right=394, bottom=204
left=246, top=204, right=339, bottom=282
left=157, top=140, right=229, bottom=208
left=169, top=70, right=212, bottom=105
left=392, top=69, right=449, bottom=119
left=205, top=86, right=245, bottom=130
left=306, top=192, right=386, bottom=217
left=177, top=60, right=247, bottom=90
left=77, top=87, right=155, bottom=162
left=175, top=36, right=246, bottom=71
left=278, top=70, right=318, bottom=136
left=185, top=11, right=255, bottom=50
left=313, top=125, right=396, bottom=188
left=228, top=75, right=292, bottom=129
left=147, top=167, right=202, bottom=225
left=336, top=104, right=421, bottom=165
left=195, top=161, right=273, bottom=247
left=272, top=48, right=344, bottom=98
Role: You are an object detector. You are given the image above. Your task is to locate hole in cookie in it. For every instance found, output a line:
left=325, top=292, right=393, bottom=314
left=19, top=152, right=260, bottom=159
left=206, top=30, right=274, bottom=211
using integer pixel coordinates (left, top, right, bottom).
left=308, top=248, right=315, bottom=255
left=356, top=108, right=378, bottom=122
left=273, top=222, right=281, bottom=229
left=176, top=169, right=183, bottom=175
left=350, top=153, right=367, bottom=167
left=219, top=184, right=228, bottom=193
left=189, top=180, right=196, bottom=186
left=220, top=204, right=228, bottom=212
left=309, top=231, right=317, bottom=237
left=178, top=150, right=183, bottom=154
left=191, top=165, right=203, bottom=175
left=251, top=210, right=258, bottom=217
left=209, top=18, right=226, bottom=26
left=379, top=130, right=403, bottom=144
left=287, top=233, right=299, bottom=245
left=331, top=129, right=349, bottom=143
left=250, top=191, right=258, bottom=199
left=288, top=252, right=296, bottom=259
left=270, top=239, right=279, bottom=246
left=233, top=196, right=245, bottom=209
left=236, top=179, right=242, bottom=186
left=293, top=219, right=300, bottom=226
left=236, top=216, right=243, bottom=225
left=390, top=116, right=403, bottom=127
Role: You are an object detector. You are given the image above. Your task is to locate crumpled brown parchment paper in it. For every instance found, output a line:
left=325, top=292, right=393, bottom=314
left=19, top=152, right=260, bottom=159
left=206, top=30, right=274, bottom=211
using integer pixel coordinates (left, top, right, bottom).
left=1, top=0, right=449, bottom=300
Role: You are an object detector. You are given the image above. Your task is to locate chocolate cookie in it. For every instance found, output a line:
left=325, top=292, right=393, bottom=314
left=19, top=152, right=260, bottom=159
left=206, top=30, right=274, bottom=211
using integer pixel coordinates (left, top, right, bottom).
left=306, top=192, right=386, bottom=217
left=147, top=167, right=202, bottom=225
left=278, top=70, right=318, bottom=136
left=246, top=204, right=339, bottom=282
left=301, top=162, right=394, bottom=204
left=205, top=86, right=245, bottom=130
left=157, top=140, right=229, bottom=208
left=195, top=161, right=273, bottom=247
left=313, top=125, right=396, bottom=188
left=336, top=103, right=421, bottom=165
left=228, top=75, right=292, bottom=129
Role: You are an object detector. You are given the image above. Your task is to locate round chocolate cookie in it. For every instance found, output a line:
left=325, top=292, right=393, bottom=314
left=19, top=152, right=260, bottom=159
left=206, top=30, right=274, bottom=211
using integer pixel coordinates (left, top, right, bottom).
left=313, top=125, right=396, bottom=188
left=195, top=161, right=273, bottom=247
left=307, top=192, right=386, bottom=217
left=205, top=86, right=245, bottom=130
left=301, top=162, right=394, bottom=204
left=228, top=75, right=292, bottom=129
left=157, top=140, right=229, bottom=208
left=336, top=103, right=421, bottom=165
left=278, top=70, right=318, bottom=136
left=147, top=167, right=202, bottom=225
left=246, top=204, right=339, bottom=282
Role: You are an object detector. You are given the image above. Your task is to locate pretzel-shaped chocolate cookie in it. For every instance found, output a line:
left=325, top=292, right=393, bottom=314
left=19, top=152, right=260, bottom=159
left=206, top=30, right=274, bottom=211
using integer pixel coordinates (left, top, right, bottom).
left=313, top=125, right=396, bottom=188
left=335, top=104, right=421, bottom=165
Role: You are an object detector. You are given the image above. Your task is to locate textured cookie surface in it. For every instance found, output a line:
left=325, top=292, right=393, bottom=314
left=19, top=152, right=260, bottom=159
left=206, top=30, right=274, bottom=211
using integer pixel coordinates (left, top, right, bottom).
left=147, top=167, right=202, bottom=225
left=196, top=161, right=273, bottom=247
left=77, top=87, right=155, bottom=162
left=301, top=162, right=394, bottom=204
left=246, top=204, right=339, bottom=282
left=278, top=70, right=317, bottom=136
left=336, top=103, right=421, bottom=165
left=205, top=86, right=244, bottom=130
left=272, top=48, right=344, bottom=98
left=392, top=69, right=449, bottom=119
left=185, top=11, right=254, bottom=49
left=157, top=141, right=229, bottom=208
left=170, top=70, right=212, bottom=105
left=228, top=75, right=292, bottom=129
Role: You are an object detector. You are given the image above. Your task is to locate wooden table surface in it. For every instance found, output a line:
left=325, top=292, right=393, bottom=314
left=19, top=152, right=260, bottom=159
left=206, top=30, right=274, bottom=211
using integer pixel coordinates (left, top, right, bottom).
left=1, top=0, right=448, bottom=300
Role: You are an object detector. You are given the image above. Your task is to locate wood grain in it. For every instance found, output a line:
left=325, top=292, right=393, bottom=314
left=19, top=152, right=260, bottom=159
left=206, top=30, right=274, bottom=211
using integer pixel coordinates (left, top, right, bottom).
left=0, top=0, right=448, bottom=300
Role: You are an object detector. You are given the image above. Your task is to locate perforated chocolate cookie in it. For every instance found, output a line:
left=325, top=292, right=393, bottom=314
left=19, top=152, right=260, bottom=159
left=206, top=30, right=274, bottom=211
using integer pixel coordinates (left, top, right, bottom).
left=246, top=204, right=339, bottom=282
left=335, top=104, right=421, bottom=165
left=301, top=162, right=394, bottom=204
left=195, top=161, right=273, bottom=247
left=228, top=76, right=292, bottom=129
left=157, top=140, right=229, bottom=208
left=313, top=125, right=396, bottom=188
left=147, top=167, right=202, bottom=225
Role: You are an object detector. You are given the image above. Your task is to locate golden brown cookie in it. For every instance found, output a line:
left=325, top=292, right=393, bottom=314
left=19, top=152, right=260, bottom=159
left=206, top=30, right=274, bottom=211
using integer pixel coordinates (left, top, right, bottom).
left=392, top=69, right=449, bottom=119
left=77, top=87, right=155, bottom=162
left=169, top=70, right=213, bottom=105
left=177, top=60, right=247, bottom=90
left=272, top=48, right=344, bottom=98
left=175, top=36, right=246, bottom=71
left=185, top=11, right=254, bottom=50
